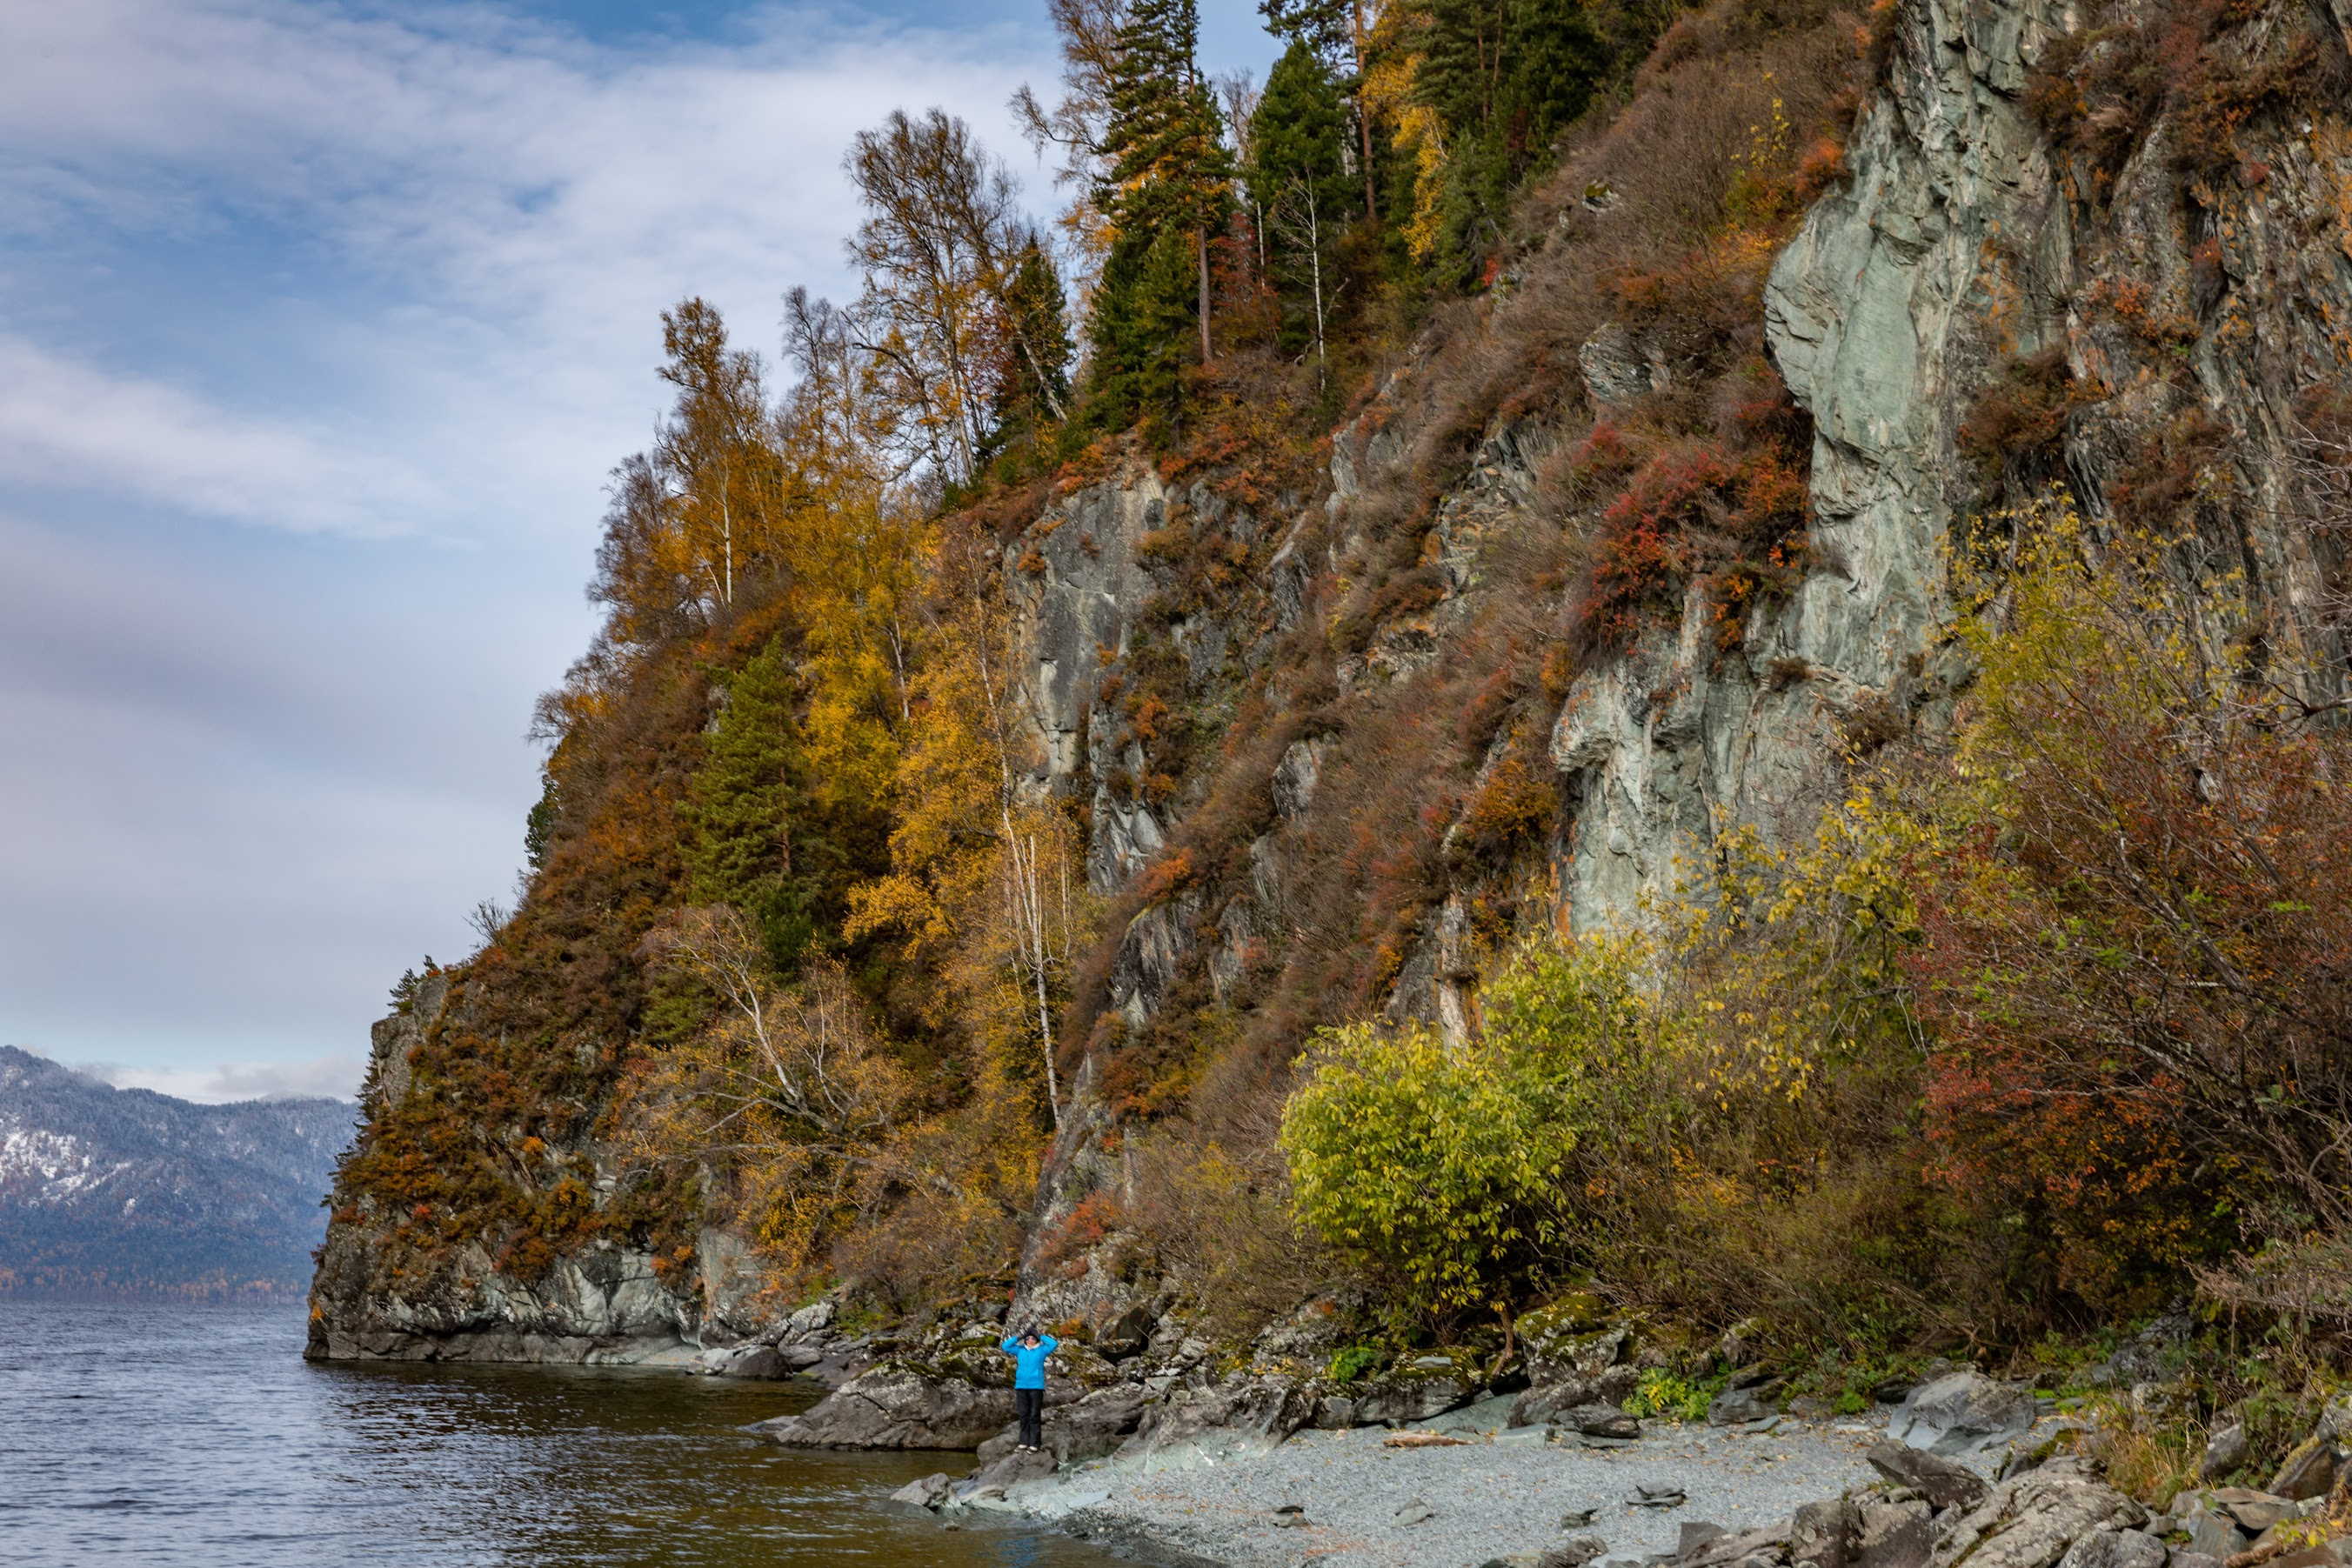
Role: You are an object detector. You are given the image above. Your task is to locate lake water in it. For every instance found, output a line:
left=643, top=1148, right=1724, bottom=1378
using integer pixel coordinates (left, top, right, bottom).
left=0, top=1299, right=1121, bottom=1567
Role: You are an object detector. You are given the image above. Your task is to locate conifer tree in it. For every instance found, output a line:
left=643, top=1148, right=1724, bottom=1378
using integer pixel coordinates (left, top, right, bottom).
left=1090, top=0, right=1232, bottom=423
left=1247, top=39, right=1352, bottom=375
left=1260, top=0, right=1380, bottom=221
left=981, top=233, right=1074, bottom=458
left=684, top=636, right=836, bottom=971
left=1407, top=0, right=1607, bottom=272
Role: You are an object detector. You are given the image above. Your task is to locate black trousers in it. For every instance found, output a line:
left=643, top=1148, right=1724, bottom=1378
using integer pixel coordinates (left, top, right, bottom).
left=1015, top=1387, right=1045, bottom=1449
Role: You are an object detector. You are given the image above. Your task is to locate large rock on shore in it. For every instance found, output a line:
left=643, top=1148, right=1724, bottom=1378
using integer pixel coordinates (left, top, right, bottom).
left=751, top=1361, right=1032, bottom=1450
left=1928, top=1458, right=2146, bottom=1568
left=1353, top=1351, right=1485, bottom=1425
left=1889, top=1373, right=2036, bottom=1458
left=1113, top=1372, right=1316, bottom=1470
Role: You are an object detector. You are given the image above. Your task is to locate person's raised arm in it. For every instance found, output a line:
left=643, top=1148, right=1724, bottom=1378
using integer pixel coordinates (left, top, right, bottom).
left=1000, top=1334, right=1019, bottom=1355
left=1039, top=1334, right=1059, bottom=1355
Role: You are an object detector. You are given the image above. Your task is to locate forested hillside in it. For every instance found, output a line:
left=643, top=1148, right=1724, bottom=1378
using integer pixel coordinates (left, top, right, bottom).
left=0, top=1047, right=353, bottom=1298
left=311, top=0, right=2352, bottom=1472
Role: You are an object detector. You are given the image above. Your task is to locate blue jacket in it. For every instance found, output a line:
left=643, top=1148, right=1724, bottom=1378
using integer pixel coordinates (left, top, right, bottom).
left=1000, top=1334, right=1058, bottom=1390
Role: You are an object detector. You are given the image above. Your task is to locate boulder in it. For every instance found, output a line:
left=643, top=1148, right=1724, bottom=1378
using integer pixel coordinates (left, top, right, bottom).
left=1095, top=1304, right=1155, bottom=1361
left=2268, top=1437, right=2342, bottom=1502
left=1315, top=1394, right=1356, bottom=1430
left=1353, top=1350, right=1483, bottom=1425
left=1567, top=1402, right=1642, bottom=1438
left=1511, top=1365, right=1640, bottom=1428
left=1551, top=1541, right=1613, bottom=1568
left=1684, top=1525, right=1790, bottom=1568
left=2055, top=1529, right=2168, bottom=1568
left=1928, top=1457, right=2148, bottom=1568
left=1683, top=1524, right=1731, bottom=1558
left=1712, top=1383, right=1784, bottom=1425
left=1113, top=1373, right=1316, bottom=1470
left=1043, top=1383, right=1153, bottom=1464
left=718, top=1344, right=787, bottom=1379
left=1858, top=1500, right=1934, bottom=1568
left=1520, top=1298, right=1630, bottom=1387
left=966, top=1445, right=1058, bottom=1491
left=1890, top=1372, right=2037, bottom=1458
left=2183, top=1513, right=2247, bottom=1559
left=2201, top=1425, right=2249, bottom=1482
left=1794, top=1499, right=1860, bottom=1568
left=1868, top=1441, right=1994, bottom=1511
left=750, top=1362, right=1016, bottom=1449
left=2208, top=1488, right=2297, bottom=1535
left=888, top=1471, right=958, bottom=1511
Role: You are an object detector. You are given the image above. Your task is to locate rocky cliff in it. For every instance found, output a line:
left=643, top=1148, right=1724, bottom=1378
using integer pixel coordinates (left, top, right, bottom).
left=311, top=0, right=2352, bottom=1358
left=1016, top=0, right=2352, bottom=1300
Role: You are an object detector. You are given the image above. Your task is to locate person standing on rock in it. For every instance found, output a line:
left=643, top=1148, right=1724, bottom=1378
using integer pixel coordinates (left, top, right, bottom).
left=999, top=1324, right=1059, bottom=1451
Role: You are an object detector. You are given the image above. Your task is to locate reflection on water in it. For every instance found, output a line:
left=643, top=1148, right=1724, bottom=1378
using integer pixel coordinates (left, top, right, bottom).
left=0, top=1299, right=1112, bottom=1567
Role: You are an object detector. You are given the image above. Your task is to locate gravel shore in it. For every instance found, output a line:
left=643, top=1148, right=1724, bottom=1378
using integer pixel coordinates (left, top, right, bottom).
left=1026, top=1418, right=1889, bottom=1568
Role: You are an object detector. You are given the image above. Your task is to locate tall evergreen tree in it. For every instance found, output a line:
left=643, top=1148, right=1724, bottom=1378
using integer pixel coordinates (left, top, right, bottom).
left=1247, top=40, right=1353, bottom=370
left=984, top=234, right=1074, bottom=452
left=1259, top=0, right=1380, bottom=220
left=684, top=637, right=838, bottom=971
left=1089, top=0, right=1232, bottom=424
left=1408, top=0, right=1607, bottom=275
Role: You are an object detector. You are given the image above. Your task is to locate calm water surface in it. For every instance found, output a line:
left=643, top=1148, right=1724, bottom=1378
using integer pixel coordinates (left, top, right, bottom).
left=0, top=1299, right=1120, bottom=1567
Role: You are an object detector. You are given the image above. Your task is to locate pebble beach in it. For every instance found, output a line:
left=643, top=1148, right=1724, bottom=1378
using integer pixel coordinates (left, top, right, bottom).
left=1018, top=1418, right=1892, bottom=1568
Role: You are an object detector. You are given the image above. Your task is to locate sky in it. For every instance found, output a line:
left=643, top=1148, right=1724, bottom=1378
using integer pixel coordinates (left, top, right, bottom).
left=0, top=0, right=1283, bottom=1104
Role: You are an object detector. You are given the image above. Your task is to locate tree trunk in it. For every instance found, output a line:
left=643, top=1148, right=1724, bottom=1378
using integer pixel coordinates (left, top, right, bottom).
left=1353, top=1, right=1379, bottom=222
left=1197, top=228, right=1213, bottom=364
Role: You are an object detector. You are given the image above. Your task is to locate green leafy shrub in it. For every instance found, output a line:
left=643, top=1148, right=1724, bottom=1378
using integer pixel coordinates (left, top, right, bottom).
left=1624, top=1366, right=1727, bottom=1420
left=1279, top=935, right=1655, bottom=1313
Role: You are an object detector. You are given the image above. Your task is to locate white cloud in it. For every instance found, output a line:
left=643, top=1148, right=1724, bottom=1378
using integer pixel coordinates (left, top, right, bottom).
left=0, top=333, right=442, bottom=536
left=0, top=0, right=1057, bottom=545
left=70, top=1055, right=365, bottom=1104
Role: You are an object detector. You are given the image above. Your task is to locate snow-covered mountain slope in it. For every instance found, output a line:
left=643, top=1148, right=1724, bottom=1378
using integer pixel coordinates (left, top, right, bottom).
left=0, top=1046, right=356, bottom=1298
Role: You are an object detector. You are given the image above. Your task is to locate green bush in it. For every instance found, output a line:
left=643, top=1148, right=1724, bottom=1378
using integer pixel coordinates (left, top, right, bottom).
left=1279, top=934, right=1657, bottom=1313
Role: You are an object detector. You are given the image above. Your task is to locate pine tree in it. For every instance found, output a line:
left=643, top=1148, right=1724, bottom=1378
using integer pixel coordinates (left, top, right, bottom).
left=684, top=636, right=837, bottom=971
left=981, top=233, right=1074, bottom=458
left=1406, top=0, right=1607, bottom=276
left=1247, top=40, right=1353, bottom=370
left=1259, top=0, right=1380, bottom=220
left=1089, top=0, right=1232, bottom=424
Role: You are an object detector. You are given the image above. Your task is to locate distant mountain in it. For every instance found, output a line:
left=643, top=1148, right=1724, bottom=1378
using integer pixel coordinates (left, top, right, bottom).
left=0, top=1045, right=357, bottom=1299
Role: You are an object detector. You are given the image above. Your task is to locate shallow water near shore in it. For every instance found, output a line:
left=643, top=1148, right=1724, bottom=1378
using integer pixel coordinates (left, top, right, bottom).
left=0, top=1298, right=1118, bottom=1567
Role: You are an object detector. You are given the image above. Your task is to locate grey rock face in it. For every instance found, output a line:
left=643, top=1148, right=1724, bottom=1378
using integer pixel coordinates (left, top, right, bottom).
left=2056, top=1528, right=2169, bottom=1568
left=1793, top=1499, right=1858, bottom=1568
left=1113, top=1373, right=1317, bottom=1470
left=1548, top=0, right=2352, bottom=935
left=1928, top=1458, right=2148, bottom=1568
left=2200, top=1424, right=2250, bottom=1481
left=1859, top=1500, right=1934, bottom=1568
left=1889, top=1372, right=2036, bottom=1457
left=752, top=1363, right=1019, bottom=1450
left=1868, top=1441, right=1993, bottom=1511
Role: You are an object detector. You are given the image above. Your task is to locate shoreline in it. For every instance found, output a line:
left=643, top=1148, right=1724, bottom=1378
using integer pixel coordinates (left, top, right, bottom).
left=905, top=1414, right=1894, bottom=1568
